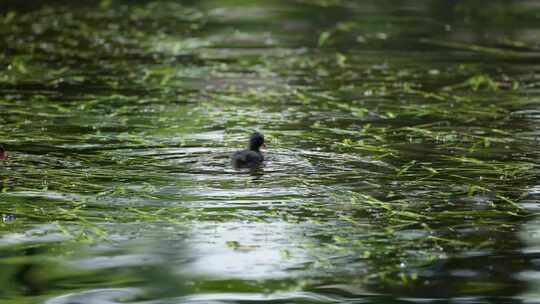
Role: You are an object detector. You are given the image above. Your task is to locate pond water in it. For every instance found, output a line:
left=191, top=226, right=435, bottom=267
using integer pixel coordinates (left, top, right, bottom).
left=1, top=0, right=540, bottom=303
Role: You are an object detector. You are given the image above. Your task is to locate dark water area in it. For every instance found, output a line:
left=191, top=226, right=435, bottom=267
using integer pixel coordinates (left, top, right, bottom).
left=1, top=0, right=540, bottom=303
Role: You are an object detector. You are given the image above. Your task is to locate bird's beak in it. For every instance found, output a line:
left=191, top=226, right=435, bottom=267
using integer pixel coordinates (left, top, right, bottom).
left=262, top=143, right=267, bottom=149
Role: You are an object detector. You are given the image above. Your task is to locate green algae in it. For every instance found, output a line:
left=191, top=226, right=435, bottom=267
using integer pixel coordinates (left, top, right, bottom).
left=1, top=0, right=540, bottom=302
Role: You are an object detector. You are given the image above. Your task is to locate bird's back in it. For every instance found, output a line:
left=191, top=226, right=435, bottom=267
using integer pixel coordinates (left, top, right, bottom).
left=232, top=149, right=263, bottom=168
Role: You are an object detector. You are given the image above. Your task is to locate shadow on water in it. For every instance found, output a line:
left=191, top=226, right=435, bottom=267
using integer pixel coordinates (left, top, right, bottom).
left=1, top=0, right=540, bottom=303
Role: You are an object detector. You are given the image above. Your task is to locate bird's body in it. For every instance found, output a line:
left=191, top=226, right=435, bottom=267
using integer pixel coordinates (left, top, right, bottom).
left=231, top=149, right=264, bottom=168
left=231, top=132, right=266, bottom=168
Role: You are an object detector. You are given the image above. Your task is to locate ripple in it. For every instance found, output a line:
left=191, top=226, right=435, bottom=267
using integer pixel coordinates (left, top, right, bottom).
left=45, top=288, right=141, bottom=304
left=174, top=292, right=343, bottom=304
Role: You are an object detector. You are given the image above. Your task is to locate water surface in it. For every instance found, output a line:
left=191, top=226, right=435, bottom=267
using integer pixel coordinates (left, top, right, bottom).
left=1, top=1, right=540, bottom=303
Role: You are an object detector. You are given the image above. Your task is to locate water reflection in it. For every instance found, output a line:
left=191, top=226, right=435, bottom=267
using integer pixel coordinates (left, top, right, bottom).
left=1, top=0, right=540, bottom=303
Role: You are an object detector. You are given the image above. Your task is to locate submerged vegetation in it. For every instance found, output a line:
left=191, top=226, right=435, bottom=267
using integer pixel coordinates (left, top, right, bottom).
left=1, top=0, right=540, bottom=303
